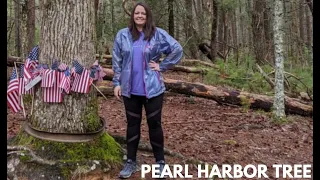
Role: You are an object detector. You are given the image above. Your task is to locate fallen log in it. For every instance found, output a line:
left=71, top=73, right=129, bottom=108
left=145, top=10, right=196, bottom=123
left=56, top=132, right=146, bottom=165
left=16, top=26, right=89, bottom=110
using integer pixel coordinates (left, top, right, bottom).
left=8, top=56, right=211, bottom=75
left=180, top=59, right=219, bottom=68
left=7, top=54, right=112, bottom=67
left=99, top=68, right=312, bottom=117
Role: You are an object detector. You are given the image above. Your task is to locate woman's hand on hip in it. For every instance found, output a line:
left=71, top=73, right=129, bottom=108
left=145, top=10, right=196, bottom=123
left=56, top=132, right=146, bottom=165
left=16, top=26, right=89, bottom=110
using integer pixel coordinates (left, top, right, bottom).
left=114, top=86, right=122, bottom=101
left=149, top=60, right=160, bottom=71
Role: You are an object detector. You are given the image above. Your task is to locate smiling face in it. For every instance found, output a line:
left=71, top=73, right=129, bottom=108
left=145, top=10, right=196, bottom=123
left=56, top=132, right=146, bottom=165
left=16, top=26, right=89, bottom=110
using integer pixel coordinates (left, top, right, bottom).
left=133, top=5, right=147, bottom=30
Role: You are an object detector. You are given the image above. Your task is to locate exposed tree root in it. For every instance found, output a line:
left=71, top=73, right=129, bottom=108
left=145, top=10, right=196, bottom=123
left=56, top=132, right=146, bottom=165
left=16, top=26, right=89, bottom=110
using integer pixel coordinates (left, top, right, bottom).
left=7, top=145, right=56, bottom=165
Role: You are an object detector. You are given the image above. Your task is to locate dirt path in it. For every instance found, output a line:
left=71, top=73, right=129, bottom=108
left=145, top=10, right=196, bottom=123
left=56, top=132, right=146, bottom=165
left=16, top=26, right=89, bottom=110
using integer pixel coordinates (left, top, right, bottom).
left=7, top=71, right=313, bottom=179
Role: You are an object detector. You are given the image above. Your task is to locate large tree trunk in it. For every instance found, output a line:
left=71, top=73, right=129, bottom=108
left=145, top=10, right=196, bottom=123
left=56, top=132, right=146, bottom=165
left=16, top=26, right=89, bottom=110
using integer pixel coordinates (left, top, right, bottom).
left=100, top=69, right=312, bottom=117
left=31, top=0, right=99, bottom=133
left=272, top=0, right=286, bottom=119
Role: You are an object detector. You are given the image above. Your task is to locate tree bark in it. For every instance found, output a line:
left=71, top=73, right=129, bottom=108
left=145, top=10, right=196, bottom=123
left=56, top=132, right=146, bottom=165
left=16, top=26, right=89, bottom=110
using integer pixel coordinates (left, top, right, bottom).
left=272, top=0, right=286, bottom=119
left=31, top=0, right=99, bottom=133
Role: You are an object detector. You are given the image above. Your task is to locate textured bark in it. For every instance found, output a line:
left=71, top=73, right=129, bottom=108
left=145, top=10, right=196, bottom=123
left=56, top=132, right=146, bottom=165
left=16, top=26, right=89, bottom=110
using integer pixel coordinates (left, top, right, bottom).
left=272, top=0, right=286, bottom=118
left=31, top=0, right=99, bottom=133
left=100, top=69, right=313, bottom=117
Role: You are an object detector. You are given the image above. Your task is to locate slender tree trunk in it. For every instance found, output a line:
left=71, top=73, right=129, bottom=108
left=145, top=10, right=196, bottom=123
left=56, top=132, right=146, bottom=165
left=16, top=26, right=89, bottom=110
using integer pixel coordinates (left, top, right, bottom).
left=185, top=0, right=198, bottom=59
left=299, top=0, right=305, bottom=63
left=31, top=0, right=99, bottom=133
left=223, top=10, right=228, bottom=60
left=305, top=5, right=312, bottom=50
left=15, top=0, right=22, bottom=57
left=218, top=7, right=224, bottom=53
left=210, top=0, right=218, bottom=63
left=273, top=0, right=286, bottom=119
left=263, top=0, right=274, bottom=63
left=168, top=0, right=174, bottom=37
left=27, top=0, right=35, bottom=52
left=251, top=0, right=266, bottom=64
left=305, top=0, right=313, bottom=16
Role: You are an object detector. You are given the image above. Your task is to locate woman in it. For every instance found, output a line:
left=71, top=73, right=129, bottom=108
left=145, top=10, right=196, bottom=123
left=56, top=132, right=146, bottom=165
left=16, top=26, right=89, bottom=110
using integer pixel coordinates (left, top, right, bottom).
left=112, top=2, right=183, bottom=179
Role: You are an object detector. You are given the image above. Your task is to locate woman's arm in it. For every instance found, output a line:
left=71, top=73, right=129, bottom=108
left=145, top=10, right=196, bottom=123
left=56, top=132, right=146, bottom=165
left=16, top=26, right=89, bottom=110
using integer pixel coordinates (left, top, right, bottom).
left=112, top=32, right=123, bottom=87
left=157, top=28, right=183, bottom=72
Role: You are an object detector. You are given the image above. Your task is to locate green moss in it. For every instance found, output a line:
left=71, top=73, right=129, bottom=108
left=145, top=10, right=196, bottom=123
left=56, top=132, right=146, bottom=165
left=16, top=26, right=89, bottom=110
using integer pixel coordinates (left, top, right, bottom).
left=239, top=96, right=251, bottom=112
left=81, top=96, right=101, bottom=132
left=19, top=154, right=32, bottom=162
left=10, top=131, right=123, bottom=178
left=23, top=94, right=33, bottom=106
left=11, top=131, right=123, bottom=164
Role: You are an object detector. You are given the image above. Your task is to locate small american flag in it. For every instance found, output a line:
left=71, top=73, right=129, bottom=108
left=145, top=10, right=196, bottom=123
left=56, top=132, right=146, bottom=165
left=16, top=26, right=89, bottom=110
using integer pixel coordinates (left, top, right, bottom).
left=41, top=69, right=55, bottom=88
left=71, top=69, right=92, bottom=93
left=33, top=64, right=49, bottom=77
left=58, top=63, right=68, bottom=72
left=59, top=69, right=71, bottom=94
left=42, top=71, right=64, bottom=103
left=7, top=69, right=22, bottom=113
left=51, top=60, right=59, bottom=70
left=73, top=60, right=84, bottom=74
left=28, top=45, right=39, bottom=60
left=90, top=60, right=106, bottom=81
left=18, top=64, right=34, bottom=95
left=23, top=46, right=39, bottom=80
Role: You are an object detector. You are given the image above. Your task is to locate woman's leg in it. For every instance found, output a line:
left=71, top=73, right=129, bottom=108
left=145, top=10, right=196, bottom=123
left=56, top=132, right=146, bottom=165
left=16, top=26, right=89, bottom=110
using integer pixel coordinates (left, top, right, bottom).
left=144, top=93, right=165, bottom=162
left=123, top=95, right=144, bottom=161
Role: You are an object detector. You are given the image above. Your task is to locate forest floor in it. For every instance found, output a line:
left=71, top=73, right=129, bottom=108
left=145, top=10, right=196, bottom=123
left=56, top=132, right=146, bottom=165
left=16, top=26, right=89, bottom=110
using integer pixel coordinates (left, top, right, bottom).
left=7, top=71, right=313, bottom=180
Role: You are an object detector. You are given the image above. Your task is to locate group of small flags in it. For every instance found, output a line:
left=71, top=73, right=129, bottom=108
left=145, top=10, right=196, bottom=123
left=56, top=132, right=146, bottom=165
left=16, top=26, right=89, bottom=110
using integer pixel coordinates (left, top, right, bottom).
left=7, top=46, right=106, bottom=113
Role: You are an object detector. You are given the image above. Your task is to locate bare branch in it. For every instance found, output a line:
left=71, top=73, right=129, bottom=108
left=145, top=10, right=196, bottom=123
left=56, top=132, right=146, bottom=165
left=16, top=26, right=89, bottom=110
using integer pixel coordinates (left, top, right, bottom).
left=122, top=0, right=131, bottom=17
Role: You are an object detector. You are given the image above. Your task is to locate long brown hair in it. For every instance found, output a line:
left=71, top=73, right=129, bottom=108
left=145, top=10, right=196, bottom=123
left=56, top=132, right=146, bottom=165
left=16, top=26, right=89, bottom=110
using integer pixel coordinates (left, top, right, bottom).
left=128, top=2, right=155, bottom=42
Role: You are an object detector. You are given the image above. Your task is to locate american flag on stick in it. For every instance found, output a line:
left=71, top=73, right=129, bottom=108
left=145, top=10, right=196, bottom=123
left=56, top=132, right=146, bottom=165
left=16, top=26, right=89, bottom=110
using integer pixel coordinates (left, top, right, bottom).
left=7, top=69, right=22, bottom=113
left=23, top=46, right=39, bottom=80
left=59, top=68, right=71, bottom=94
left=71, top=69, right=92, bottom=93
left=19, top=64, right=34, bottom=95
left=42, top=71, right=64, bottom=103
left=41, top=69, right=55, bottom=88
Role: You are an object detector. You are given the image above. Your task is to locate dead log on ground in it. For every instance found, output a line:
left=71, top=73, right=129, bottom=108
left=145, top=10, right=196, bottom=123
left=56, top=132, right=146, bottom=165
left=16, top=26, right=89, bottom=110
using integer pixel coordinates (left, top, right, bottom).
left=179, top=59, right=219, bottom=68
left=7, top=54, right=112, bottom=67
left=99, top=68, right=312, bottom=117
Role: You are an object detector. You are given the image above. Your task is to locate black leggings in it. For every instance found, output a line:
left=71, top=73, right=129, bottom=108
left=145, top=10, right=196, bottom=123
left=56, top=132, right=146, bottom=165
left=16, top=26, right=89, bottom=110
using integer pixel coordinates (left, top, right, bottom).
left=123, top=93, right=164, bottom=162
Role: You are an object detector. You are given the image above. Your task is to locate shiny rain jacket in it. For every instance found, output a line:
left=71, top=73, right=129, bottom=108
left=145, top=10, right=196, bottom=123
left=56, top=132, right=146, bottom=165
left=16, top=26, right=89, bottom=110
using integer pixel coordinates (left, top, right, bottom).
left=112, top=27, right=183, bottom=98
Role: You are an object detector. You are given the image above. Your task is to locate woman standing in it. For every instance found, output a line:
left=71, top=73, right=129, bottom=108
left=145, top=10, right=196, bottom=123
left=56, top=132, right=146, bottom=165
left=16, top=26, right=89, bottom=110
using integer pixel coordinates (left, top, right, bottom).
left=112, top=2, right=183, bottom=178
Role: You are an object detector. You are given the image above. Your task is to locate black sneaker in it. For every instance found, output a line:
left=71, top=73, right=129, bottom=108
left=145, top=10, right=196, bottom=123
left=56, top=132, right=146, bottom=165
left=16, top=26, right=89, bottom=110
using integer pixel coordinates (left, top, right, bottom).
left=119, top=159, right=137, bottom=179
left=156, top=160, right=166, bottom=179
